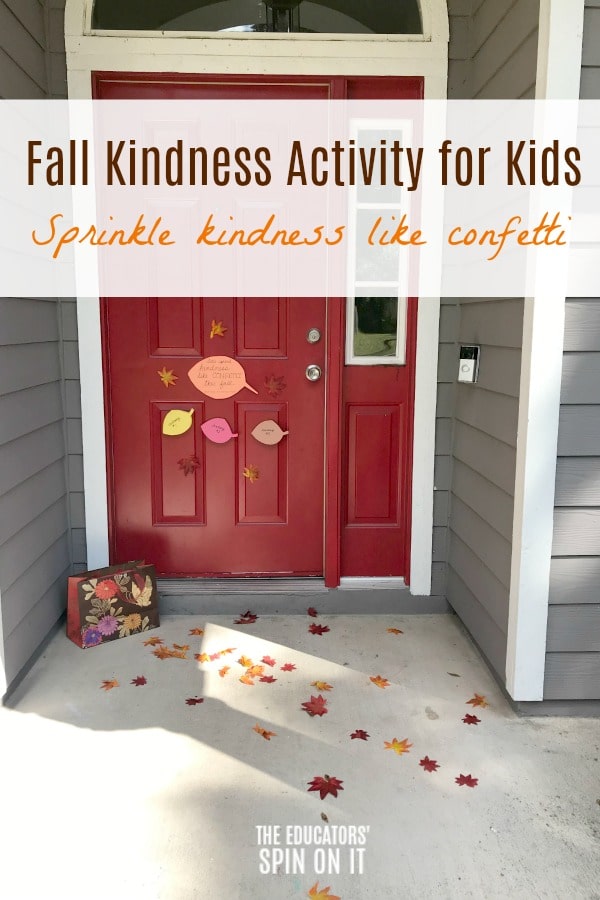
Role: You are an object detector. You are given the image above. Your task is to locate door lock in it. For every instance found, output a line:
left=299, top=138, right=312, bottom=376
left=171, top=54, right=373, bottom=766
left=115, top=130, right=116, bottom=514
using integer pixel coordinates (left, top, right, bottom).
left=307, top=328, right=321, bottom=344
left=305, top=364, right=322, bottom=382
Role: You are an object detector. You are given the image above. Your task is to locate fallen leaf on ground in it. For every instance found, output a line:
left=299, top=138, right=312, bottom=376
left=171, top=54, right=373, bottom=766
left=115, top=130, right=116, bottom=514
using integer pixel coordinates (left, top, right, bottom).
left=131, top=676, right=147, bottom=686
left=350, top=729, right=369, bottom=741
left=188, top=627, right=204, bottom=636
left=455, top=773, right=479, bottom=788
left=419, top=756, right=440, bottom=772
left=311, top=681, right=333, bottom=691
left=307, top=607, right=319, bottom=617
left=301, top=695, right=328, bottom=717
left=281, top=663, right=296, bottom=672
left=308, top=623, right=330, bottom=635
left=100, top=679, right=119, bottom=691
left=173, top=644, right=189, bottom=652
left=447, top=672, right=461, bottom=677
left=235, top=610, right=258, bottom=624
left=463, top=714, right=481, bottom=725
left=260, top=675, right=277, bottom=683
left=308, top=883, right=340, bottom=900
left=219, top=666, right=230, bottom=678
left=240, top=674, right=255, bottom=686
left=238, top=655, right=253, bottom=668
left=466, top=693, right=489, bottom=708
left=384, top=738, right=413, bottom=756
left=220, top=647, right=236, bottom=656
left=154, top=646, right=176, bottom=660
left=185, top=697, right=204, bottom=706
left=307, top=775, right=344, bottom=800
left=195, top=653, right=210, bottom=663
left=387, top=627, right=404, bottom=634
left=144, top=636, right=164, bottom=646
left=246, top=665, right=265, bottom=678
left=209, top=652, right=221, bottom=661
left=370, top=675, right=390, bottom=689
left=253, top=723, right=277, bottom=741
left=262, top=655, right=276, bottom=667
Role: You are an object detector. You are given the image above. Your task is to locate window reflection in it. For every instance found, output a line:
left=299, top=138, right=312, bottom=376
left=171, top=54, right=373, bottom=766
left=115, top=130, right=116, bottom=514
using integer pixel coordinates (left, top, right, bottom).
left=353, top=298, right=398, bottom=357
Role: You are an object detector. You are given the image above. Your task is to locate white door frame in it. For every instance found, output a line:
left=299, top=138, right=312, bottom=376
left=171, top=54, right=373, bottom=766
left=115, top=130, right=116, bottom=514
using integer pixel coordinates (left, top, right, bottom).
left=64, top=0, right=449, bottom=594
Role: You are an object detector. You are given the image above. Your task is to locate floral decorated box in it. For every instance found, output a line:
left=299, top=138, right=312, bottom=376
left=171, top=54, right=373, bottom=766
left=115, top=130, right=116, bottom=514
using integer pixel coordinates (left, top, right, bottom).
left=66, top=561, right=160, bottom=649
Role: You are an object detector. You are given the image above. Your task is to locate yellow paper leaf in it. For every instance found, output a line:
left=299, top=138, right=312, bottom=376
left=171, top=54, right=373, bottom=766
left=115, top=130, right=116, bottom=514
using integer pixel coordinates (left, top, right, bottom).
left=311, top=681, right=333, bottom=692
left=210, top=319, right=227, bottom=339
left=195, top=653, right=210, bottom=663
left=384, top=737, right=413, bottom=756
left=243, top=465, right=260, bottom=484
left=162, top=408, right=194, bottom=436
left=238, top=655, right=253, bottom=668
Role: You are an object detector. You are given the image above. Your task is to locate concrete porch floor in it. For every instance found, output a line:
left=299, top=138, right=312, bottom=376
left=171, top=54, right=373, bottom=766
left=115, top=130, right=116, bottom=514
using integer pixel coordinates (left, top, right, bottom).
left=2, top=612, right=599, bottom=900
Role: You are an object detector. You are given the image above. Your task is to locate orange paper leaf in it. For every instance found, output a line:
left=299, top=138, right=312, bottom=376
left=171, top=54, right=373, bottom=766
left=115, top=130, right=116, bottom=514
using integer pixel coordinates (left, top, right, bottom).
left=246, top=664, right=265, bottom=678
left=195, top=653, right=210, bottom=663
left=466, top=693, right=489, bottom=708
left=238, top=655, right=253, bottom=669
left=311, top=681, right=333, bottom=692
left=144, top=636, right=164, bottom=646
left=308, top=883, right=341, bottom=900
left=210, top=319, right=227, bottom=339
left=387, top=627, right=403, bottom=635
left=157, top=367, right=177, bottom=388
left=384, top=737, right=413, bottom=756
left=219, top=666, right=230, bottom=678
left=370, top=675, right=390, bottom=689
left=100, top=679, right=119, bottom=691
left=188, top=627, right=204, bottom=636
left=240, top=674, right=255, bottom=686
left=243, top=464, right=260, bottom=484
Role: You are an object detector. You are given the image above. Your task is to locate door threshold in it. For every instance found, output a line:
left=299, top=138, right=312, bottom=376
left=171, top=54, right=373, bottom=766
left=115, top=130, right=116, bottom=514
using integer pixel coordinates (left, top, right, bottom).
left=159, top=578, right=328, bottom=595
left=339, top=577, right=407, bottom=591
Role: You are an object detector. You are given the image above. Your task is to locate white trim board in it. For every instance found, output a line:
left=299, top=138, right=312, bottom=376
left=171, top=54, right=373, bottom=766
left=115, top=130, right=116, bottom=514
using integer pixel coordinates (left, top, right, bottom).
left=505, top=0, right=585, bottom=701
left=65, top=0, right=449, bottom=591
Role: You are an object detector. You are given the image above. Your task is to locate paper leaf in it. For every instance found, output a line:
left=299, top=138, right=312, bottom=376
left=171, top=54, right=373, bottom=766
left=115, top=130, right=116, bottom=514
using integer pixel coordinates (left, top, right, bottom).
left=188, top=356, right=257, bottom=398
left=238, top=655, right=253, bottom=668
left=307, top=775, right=344, bottom=800
left=157, top=367, right=177, bottom=388
left=307, top=607, right=319, bottom=617
left=455, top=773, right=479, bottom=788
left=251, top=420, right=289, bottom=446
left=260, top=675, right=277, bottom=683
left=419, top=756, right=440, bottom=773
left=195, top=653, right=210, bottom=663
left=350, top=729, right=369, bottom=741
left=219, top=666, right=230, bottom=678
left=253, top=723, right=277, bottom=741
left=262, top=655, right=276, bottom=667
left=466, top=693, right=489, bottom=708
left=246, top=665, right=265, bottom=678
left=235, top=610, right=257, bottom=624
left=131, top=676, right=147, bottom=686
left=387, top=627, right=404, bottom=635
left=240, top=674, right=255, bottom=686
left=384, top=737, right=413, bottom=756
left=462, top=714, right=481, bottom=725
left=243, top=465, right=260, bottom=484
left=301, top=695, right=328, bottom=718
left=308, top=623, right=330, bottom=635
left=201, top=417, right=238, bottom=444
left=311, top=681, right=333, bottom=692
left=308, top=882, right=341, bottom=900
left=370, top=675, right=390, bottom=689
left=281, top=663, right=296, bottom=672
left=178, top=456, right=201, bottom=476
left=162, top=409, right=194, bottom=436
left=100, top=679, right=119, bottom=691
left=265, top=374, right=287, bottom=398
left=185, top=697, right=204, bottom=706
left=189, top=627, right=204, bottom=636
left=144, top=637, right=164, bottom=646
left=210, top=319, right=227, bottom=339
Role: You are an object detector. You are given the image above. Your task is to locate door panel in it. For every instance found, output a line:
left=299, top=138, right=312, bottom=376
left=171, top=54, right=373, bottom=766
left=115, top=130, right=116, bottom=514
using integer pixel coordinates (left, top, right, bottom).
left=105, top=298, right=326, bottom=576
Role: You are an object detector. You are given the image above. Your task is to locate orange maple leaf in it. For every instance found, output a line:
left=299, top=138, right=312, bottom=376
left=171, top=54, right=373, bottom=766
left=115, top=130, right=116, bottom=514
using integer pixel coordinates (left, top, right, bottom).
left=370, top=675, right=390, bottom=689
left=240, top=674, right=255, bottom=686
left=311, top=681, right=333, bottom=691
left=253, top=723, right=277, bottom=741
left=387, top=627, right=403, bottom=635
left=220, top=647, right=236, bottom=656
left=308, top=882, right=341, bottom=899
left=100, top=679, right=119, bottom=691
left=219, top=666, right=230, bottom=678
left=243, top=464, right=260, bottom=483
left=466, top=693, right=489, bottom=708
left=238, top=655, right=253, bottom=668
left=384, top=737, right=413, bottom=756
left=195, top=653, right=210, bottom=663
left=246, top=664, right=265, bottom=678
left=188, top=627, right=204, bottom=636
left=157, top=366, right=177, bottom=388
left=209, top=319, right=227, bottom=339
left=153, top=646, right=175, bottom=660
left=144, top=636, right=164, bottom=646
left=169, top=649, right=188, bottom=660
left=173, top=643, right=189, bottom=653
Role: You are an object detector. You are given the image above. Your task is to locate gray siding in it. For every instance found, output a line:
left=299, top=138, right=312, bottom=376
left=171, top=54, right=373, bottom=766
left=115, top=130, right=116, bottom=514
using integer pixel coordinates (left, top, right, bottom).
left=446, top=300, right=523, bottom=680
left=448, top=0, right=539, bottom=99
left=581, top=0, right=600, bottom=100
left=547, top=299, right=600, bottom=699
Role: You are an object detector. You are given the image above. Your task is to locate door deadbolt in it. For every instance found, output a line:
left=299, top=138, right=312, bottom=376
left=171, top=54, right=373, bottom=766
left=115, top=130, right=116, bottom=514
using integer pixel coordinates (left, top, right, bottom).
left=307, top=328, right=321, bottom=344
left=305, top=364, right=322, bottom=382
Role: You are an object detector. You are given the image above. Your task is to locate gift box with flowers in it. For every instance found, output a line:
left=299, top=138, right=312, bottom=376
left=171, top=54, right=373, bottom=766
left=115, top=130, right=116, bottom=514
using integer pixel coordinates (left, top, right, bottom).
left=67, top=562, right=160, bottom=648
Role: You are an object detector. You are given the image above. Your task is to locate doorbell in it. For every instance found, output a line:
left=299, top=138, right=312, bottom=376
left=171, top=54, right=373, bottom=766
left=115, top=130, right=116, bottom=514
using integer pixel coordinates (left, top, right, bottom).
left=458, top=345, right=480, bottom=383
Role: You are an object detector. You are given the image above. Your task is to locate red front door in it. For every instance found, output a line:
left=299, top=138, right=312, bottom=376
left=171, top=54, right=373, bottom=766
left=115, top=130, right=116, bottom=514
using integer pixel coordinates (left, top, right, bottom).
left=104, top=299, right=326, bottom=576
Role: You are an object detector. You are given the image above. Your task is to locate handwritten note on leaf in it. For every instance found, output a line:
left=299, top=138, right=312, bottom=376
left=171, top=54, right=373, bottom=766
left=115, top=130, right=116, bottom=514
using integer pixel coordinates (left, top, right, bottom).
left=188, top=356, right=257, bottom=399
left=251, top=420, right=289, bottom=445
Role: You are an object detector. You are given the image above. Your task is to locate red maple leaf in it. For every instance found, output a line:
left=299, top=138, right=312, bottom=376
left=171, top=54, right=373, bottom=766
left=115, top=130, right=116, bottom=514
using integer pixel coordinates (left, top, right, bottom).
left=462, top=714, right=481, bottom=725
left=307, top=775, right=344, bottom=800
left=301, top=695, right=328, bottom=717
left=350, top=729, right=369, bottom=741
left=419, top=756, right=440, bottom=773
left=308, top=623, right=330, bottom=635
left=307, top=607, right=318, bottom=617
left=178, top=455, right=201, bottom=476
left=185, top=697, right=204, bottom=706
left=281, top=663, right=296, bottom=672
left=260, top=675, right=277, bottom=683
left=262, top=655, right=276, bottom=667
left=455, top=773, right=478, bottom=788
left=264, top=374, right=287, bottom=397
left=131, top=676, right=147, bottom=686
left=235, top=610, right=258, bottom=624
